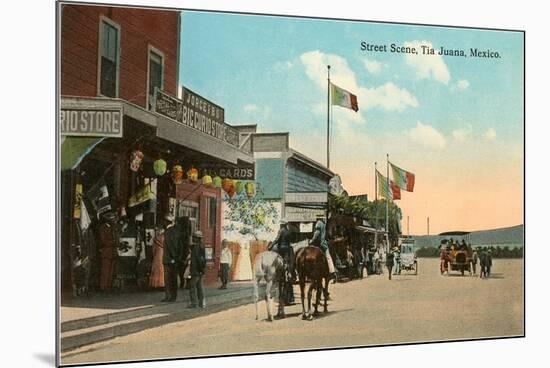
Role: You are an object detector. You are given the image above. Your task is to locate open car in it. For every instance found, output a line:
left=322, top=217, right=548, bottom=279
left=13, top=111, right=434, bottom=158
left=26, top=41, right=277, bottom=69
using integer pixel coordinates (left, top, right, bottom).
left=439, top=231, right=473, bottom=276
left=398, top=236, right=417, bottom=275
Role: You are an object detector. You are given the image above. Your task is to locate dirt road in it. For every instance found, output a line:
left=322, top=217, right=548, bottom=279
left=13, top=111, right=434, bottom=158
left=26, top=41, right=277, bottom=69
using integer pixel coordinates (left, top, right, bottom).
left=62, top=258, right=524, bottom=365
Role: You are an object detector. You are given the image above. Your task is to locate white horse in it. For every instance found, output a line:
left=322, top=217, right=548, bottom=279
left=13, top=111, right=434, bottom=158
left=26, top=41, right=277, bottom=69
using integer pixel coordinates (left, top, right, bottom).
left=253, top=250, right=286, bottom=321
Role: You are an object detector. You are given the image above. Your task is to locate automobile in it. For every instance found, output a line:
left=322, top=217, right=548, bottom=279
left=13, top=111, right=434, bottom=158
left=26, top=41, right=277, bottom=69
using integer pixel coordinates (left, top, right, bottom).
left=439, top=231, right=473, bottom=276
left=398, top=236, right=417, bottom=275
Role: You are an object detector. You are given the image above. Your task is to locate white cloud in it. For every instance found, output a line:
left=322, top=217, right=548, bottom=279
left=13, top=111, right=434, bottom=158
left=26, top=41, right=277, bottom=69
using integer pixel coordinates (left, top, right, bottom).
left=452, top=124, right=473, bottom=142
left=244, top=104, right=258, bottom=113
left=456, top=79, right=470, bottom=90
left=404, top=40, right=451, bottom=84
left=485, top=128, right=497, bottom=141
left=363, top=82, right=418, bottom=111
left=300, top=50, right=418, bottom=112
left=409, top=121, right=447, bottom=150
left=363, top=58, right=383, bottom=75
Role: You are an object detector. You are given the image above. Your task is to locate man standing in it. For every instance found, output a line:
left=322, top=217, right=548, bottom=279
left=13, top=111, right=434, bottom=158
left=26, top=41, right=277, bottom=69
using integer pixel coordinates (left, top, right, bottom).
left=471, top=247, right=478, bottom=275
left=486, top=249, right=493, bottom=278
left=98, top=210, right=119, bottom=291
left=161, top=214, right=182, bottom=302
left=219, top=239, right=232, bottom=289
left=392, top=247, right=401, bottom=275
left=188, top=230, right=207, bottom=308
left=386, top=249, right=395, bottom=280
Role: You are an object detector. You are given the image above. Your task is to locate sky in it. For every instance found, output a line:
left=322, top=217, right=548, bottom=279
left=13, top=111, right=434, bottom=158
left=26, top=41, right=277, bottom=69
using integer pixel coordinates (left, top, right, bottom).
left=178, top=11, right=524, bottom=235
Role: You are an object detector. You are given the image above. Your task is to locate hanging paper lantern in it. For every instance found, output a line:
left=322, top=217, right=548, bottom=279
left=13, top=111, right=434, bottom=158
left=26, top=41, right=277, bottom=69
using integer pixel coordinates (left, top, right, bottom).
left=130, top=150, right=144, bottom=172
left=187, top=167, right=199, bottom=182
left=222, top=178, right=235, bottom=197
left=153, top=159, right=167, bottom=176
left=212, top=176, right=222, bottom=188
left=172, top=165, right=184, bottom=184
left=234, top=180, right=244, bottom=195
left=245, top=182, right=256, bottom=198
left=202, top=175, right=213, bottom=187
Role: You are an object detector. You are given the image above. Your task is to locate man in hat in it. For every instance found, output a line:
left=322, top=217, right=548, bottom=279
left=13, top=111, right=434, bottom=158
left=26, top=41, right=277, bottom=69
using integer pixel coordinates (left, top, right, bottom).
left=392, top=246, right=401, bottom=275
left=162, top=214, right=183, bottom=302
left=271, top=220, right=295, bottom=281
left=310, top=214, right=336, bottom=281
left=98, top=210, right=119, bottom=291
left=188, top=230, right=206, bottom=308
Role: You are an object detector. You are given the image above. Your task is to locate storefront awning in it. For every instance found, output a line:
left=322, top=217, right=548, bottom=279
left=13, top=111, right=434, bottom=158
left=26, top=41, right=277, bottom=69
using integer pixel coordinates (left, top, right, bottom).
left=156, top=115, right=253, bottom=165
left=60, top=136, right=105, bottom=170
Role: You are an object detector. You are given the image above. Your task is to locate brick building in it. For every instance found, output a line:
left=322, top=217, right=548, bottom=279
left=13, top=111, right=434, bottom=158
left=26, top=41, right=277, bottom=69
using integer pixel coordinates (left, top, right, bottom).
left=59, top=3, right=254, bottom=295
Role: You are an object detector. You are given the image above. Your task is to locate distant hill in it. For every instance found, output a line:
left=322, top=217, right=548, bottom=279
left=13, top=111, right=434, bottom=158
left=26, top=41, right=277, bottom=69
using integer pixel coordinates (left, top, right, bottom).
left=411, top=224, right=524, bottom=248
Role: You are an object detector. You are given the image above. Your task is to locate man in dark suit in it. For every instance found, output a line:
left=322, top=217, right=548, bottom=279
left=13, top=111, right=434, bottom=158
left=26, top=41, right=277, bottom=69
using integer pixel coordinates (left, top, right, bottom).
left=188, top=230, right=207, bottom=308
left=162, top=214, right=183, bottom=302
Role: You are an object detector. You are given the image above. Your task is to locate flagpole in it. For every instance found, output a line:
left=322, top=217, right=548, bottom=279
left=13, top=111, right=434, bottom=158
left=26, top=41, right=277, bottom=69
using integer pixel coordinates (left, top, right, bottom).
left=327, top=65, right=331, bottom=169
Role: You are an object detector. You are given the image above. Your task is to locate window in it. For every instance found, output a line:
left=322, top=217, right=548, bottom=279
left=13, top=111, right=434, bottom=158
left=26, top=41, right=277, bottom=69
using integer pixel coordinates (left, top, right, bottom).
left=147, top=47, right=164, bottom=110
left=98, top=17, right=120, bottom=97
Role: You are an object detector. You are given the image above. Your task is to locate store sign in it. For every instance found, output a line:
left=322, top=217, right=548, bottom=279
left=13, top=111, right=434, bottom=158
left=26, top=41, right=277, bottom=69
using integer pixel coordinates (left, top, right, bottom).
left=200, top=161, right=255, bottom=180
left=60, top=107, right=123, bottom=137
left=154, top=88, right=239, bottom=147
left=285, top=192, right=328, bottom=203
left=285, top=207, right=325, bottom=222
left=299, top=222, right=314, bottom=233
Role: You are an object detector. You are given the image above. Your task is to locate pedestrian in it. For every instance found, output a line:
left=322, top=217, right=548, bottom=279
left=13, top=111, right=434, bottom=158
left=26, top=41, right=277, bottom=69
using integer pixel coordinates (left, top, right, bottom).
left=98, top=210, right=119, bottom=291
left=486, top=249, right=493, bottom=278
left=373, top=248, right=380, bottom=275
left=188, top=230, right=207, bottom=308
left=392, top=247, right=401, bottom=275
left=439, top=244, right=448, bottom=275
left=219, top=239, right=232, bottom=289
left=479, top=249, right=488, bottom=279
left=471, top=247, right=478, bottom=275
left=161, top=214, right=182, bottom=302
left=386, top=249, right=394, bottom=280
left=148, top=225, right=165, bottom=289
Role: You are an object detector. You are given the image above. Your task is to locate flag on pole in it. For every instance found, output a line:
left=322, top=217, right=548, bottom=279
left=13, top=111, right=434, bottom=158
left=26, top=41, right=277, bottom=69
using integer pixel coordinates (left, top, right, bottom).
left=390, top=162, right=415, bottom=192
left=331, top=82, right=359, bottom=112
left=377, top=171, right=401, bottom=200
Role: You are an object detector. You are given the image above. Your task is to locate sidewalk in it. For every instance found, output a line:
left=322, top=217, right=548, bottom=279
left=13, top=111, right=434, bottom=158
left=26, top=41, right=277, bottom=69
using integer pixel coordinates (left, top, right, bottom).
left=60, top=281, right=256, bottom=352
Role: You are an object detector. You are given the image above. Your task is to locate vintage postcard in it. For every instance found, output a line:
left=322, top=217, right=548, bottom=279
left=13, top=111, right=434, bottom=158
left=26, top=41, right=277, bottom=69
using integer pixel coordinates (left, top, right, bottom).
left=57, top=2, right=524, bottom=366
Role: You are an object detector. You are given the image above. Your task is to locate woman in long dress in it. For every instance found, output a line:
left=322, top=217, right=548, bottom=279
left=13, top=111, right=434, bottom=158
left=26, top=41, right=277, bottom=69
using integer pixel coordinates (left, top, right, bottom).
left=234, top=242, right=253, bottom=281
left=149, top=228, right=165, bottom=288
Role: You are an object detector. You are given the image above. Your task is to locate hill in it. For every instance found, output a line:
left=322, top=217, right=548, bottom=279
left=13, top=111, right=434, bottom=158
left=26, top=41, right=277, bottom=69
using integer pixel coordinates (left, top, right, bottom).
left=412, top=224, right=524, bottom=248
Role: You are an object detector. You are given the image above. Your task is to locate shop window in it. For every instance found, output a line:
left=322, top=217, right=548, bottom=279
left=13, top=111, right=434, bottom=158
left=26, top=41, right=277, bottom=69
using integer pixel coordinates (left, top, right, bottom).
left=147, top=47, right=164, bottom=110
left=98, top=17, right=120, bottom=98
left=208, top=197, right=217, bottom=228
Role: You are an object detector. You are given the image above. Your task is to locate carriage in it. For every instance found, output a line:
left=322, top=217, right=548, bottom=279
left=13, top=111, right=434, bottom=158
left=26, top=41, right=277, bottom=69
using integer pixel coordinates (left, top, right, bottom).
left=439, top=231, right=473, bottom=276
left=398, top=236, right=417, bottom=275
left=327, top=214, right=366, bottom=281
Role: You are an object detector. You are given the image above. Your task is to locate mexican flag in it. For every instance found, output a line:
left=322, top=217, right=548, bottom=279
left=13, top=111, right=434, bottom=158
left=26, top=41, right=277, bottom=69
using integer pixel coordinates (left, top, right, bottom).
left=390, top=162, right=415, bottom=192
left=331, top=82, right=359, bottom=112
left=377, top=171, right=401, bottom=200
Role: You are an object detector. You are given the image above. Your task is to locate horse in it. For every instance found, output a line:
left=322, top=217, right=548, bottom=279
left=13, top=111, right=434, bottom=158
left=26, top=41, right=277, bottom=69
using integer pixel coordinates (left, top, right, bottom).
left=253, top=250, right=286, bottom=321
left=295, top=246, right=330, bottom=320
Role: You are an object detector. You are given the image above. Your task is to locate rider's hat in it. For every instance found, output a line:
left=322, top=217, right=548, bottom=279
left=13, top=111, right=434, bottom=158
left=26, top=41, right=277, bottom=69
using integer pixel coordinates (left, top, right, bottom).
left=193, top=230, right=203, bottom=238
left=279, top=219, right=287, bottom=225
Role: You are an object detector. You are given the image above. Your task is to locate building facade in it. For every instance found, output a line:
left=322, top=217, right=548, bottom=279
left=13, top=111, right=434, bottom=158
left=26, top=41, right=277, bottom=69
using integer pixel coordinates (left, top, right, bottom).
left=59, top=4, right=254, bottom=295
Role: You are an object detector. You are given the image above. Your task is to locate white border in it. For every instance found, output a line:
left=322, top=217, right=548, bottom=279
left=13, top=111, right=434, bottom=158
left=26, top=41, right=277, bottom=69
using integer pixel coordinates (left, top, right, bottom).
left=4, top=1, right=548, bottom=368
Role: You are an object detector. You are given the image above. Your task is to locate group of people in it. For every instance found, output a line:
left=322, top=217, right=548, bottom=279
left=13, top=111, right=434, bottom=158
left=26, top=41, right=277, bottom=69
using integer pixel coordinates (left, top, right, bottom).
left=384, top=246, right=402, bottom=280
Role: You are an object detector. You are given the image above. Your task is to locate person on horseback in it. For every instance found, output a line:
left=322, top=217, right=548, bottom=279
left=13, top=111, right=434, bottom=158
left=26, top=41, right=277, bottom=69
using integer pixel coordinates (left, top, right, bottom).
left=309, top=214, right=336, bottom=281
left=270, top=220, right=296, bottom=282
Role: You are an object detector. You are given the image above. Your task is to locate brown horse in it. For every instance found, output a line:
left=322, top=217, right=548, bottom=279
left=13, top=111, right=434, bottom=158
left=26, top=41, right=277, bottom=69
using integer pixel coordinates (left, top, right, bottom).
left=295, top=246, right=330, bottom=320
